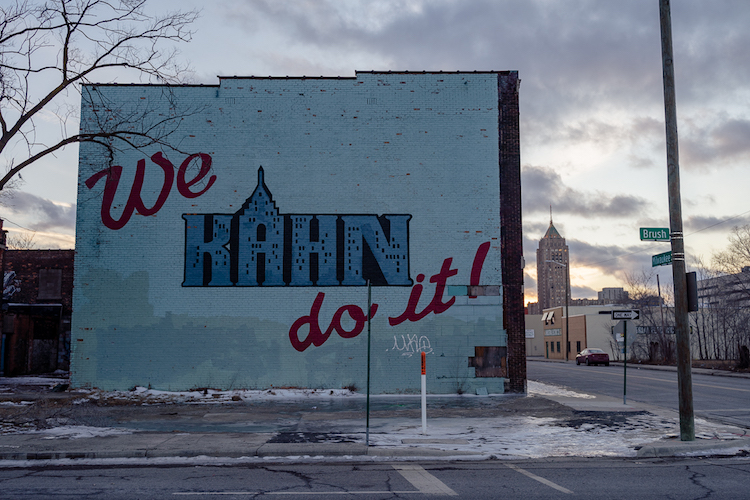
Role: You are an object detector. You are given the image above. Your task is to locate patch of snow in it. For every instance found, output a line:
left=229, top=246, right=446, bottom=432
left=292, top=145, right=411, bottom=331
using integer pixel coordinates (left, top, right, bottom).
left=33, top=426, right=134, bottom=440
left=80, top=387, right=364, bottom=405
left=0, top=401, right=34, bottom=407
left=527, top=380, right=596, bottom=399
left=0, top=377, right=62, bottom=387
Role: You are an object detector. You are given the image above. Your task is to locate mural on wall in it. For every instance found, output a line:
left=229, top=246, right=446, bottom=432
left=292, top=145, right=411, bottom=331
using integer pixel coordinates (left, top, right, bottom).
left=183, top=167, right=412, bottom=288
left=84, top=152, right=216, bottom=231
left=71, top=72, right=520, bottom=394
left=289, top=241, right=491, bottom=352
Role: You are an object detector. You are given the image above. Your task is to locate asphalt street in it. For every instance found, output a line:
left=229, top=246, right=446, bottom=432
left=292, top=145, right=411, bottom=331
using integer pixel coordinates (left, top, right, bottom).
left=2, top=457, right=750, bottom=499
left=527, top=359, right=750, bottom=428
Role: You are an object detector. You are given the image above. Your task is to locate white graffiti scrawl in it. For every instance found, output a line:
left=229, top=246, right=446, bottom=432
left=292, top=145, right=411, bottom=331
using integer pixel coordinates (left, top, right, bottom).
left=389, top=334, right=433, bottom=357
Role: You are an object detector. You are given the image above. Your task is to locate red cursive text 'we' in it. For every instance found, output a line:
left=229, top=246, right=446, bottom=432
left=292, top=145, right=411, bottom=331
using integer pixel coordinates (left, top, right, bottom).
left=85, top=153, right=216, bottom=230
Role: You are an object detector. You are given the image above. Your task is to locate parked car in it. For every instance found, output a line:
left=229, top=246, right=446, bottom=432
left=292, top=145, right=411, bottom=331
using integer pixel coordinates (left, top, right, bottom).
left=576, top=348, right=610, bottom=366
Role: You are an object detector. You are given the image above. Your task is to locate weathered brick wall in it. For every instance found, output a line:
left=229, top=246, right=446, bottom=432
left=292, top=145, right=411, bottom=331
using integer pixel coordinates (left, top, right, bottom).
left=72, top=72, right=522, bottom=393
left=498, top=73, right=526, bottom=393
left=4, top=250, right=75, bottom=310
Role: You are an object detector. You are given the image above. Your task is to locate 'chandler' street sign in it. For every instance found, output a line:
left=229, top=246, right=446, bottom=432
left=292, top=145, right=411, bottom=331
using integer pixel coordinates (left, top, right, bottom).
left=652, top=250, right=672, bottom=267
left=641, top=227, right=670, bottom=241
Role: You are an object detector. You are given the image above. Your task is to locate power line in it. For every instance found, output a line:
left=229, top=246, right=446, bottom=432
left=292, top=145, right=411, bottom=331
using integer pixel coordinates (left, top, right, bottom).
left=1, top=217, right=36, bottom=233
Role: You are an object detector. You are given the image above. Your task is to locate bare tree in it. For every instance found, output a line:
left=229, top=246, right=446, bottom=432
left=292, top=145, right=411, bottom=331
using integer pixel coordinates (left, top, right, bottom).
left=708, top=226, right=750, bottom=363
left=0, top=0, right=199, bottom=192
left=713, top=225, right=750, bottom=299
left=6, top=231, right=36, bottom=249
left=623, top=270, right=675, bottom=363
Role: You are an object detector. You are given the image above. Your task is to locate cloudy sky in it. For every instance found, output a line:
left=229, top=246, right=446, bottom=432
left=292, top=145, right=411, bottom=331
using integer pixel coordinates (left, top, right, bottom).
left=3, top=0, right=750, bottom=304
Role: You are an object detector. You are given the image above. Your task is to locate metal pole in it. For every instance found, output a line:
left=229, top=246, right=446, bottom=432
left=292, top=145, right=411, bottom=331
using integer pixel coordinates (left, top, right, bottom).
left=659, top=0, right=694, bottom=441
left=365, top=280, right=372, bottom=446
left=565, top=265, right=570, bottom=361
left=623, top=320, right=627, bottom=405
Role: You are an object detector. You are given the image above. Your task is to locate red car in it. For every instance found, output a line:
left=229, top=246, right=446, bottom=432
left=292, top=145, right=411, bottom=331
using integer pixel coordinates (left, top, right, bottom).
left=576, top=348, right=610, bottom=366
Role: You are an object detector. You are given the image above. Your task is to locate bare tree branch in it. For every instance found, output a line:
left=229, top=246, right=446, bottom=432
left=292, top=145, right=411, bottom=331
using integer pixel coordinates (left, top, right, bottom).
left=0, top=0, right=199, bottom=192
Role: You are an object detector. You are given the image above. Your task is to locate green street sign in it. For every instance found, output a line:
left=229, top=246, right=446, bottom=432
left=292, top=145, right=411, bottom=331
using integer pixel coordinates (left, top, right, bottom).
left=641, top=227, right=670, bottom=241
left=652, top=251, right=672, bottom=267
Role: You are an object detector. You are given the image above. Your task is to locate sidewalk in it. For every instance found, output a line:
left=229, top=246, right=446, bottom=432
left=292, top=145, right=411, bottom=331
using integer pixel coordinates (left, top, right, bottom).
left=0, top=376, right=747, bottom=463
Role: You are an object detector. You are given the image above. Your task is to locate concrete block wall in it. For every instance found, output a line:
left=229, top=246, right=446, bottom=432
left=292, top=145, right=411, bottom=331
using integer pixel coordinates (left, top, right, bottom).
left=72, top=71, right=521, bottom=394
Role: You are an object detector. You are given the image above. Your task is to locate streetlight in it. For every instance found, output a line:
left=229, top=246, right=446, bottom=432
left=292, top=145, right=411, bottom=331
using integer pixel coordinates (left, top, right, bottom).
left=546, top=260, right=570, bottom=361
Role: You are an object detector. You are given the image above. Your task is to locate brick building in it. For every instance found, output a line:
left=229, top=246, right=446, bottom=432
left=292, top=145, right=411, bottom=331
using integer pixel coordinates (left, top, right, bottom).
left=72, top=71, right=524, bottom=393
left=1, top=240, right=74, bottom=375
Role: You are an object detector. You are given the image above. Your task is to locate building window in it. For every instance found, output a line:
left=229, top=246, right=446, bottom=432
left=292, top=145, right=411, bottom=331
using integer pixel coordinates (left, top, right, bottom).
left=38, top=269, right=63, bottom=300
left=556, top=341, right=561, bottom=353
left=576, top=341, right=581, bottom=353
left=567, top=341, right=571, bottom=353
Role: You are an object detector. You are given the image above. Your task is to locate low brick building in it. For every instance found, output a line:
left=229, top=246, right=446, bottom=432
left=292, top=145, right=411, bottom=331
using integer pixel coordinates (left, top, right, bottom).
left=2, top=245, right=74, bottom=375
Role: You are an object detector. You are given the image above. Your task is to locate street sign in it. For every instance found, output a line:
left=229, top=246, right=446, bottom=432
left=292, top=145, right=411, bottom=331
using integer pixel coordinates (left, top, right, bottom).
left=652, top=251, right=672, bottom=267
left=640, top=227, right=670, bottom=241
left=612, top=310, right=640, bottom=320
left=613, top=321, right=637, bottom=346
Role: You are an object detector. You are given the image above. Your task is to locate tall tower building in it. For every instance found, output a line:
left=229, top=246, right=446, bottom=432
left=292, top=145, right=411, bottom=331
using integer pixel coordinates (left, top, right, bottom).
left=536, top=217, right=570, bottom=310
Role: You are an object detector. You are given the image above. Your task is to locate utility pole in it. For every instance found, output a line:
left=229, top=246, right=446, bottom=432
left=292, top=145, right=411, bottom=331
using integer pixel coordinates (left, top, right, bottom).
left=659, top=0, right=695, bottom=441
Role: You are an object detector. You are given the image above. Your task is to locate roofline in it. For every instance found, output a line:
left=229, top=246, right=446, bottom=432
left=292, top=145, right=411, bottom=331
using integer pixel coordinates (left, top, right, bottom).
left=82, top=70, right=518, bottom=86
left=221, top=70, right=515, bottom=79
left=82, top=83, right=219, bottom=88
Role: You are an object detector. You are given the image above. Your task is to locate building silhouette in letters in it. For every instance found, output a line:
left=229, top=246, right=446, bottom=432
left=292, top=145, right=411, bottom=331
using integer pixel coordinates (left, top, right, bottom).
left=183, top=168, right=412, bottom=287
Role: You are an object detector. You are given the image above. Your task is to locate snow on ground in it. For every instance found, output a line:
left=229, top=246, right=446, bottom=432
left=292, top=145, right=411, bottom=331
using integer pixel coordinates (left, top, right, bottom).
left=2, top=378, right=747, bottom=463
left=527, top=380, right=595, bottom=399
left=0, top=377, right=65, bottom=387
left=35, top=426, right=134, bottom=440
left=82, top=386, right=361, bottom=404
left=79, top=381, right=591, bottom=404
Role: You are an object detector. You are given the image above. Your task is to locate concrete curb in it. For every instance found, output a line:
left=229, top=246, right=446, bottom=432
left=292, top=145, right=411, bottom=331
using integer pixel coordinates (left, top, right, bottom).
left=528, top=357, right=750, bottom=379
left=0, top=446, right=475, bottom=461
left=636, top=437, right=750, bottom=458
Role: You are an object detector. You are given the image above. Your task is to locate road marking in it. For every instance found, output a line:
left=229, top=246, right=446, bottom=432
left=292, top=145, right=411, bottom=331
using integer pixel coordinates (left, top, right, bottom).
left=175, top=491, right=418, bottom=496
left=505, top=463, right=573, bottom=494
left=393, top=464, right=458, bottom=496
left=580, top=370, right=750, bottom=393
left=174, top=465, right=456, bottom=496
left=631, top=374, right=750, bottom=393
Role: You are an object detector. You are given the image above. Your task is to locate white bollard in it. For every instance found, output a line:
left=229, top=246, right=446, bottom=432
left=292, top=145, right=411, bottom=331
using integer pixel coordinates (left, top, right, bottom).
left=421, top=352, right=427, bottom=435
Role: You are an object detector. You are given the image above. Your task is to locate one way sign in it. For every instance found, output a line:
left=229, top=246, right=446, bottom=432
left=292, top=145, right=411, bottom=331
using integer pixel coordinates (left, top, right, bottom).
left=612, top=310, right=640, bottom=320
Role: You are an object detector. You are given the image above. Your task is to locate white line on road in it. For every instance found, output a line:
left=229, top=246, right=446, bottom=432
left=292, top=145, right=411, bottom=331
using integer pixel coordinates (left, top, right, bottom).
left=505, top=463, right=573, bottom=494
left=576, top=370, right=750, bottom=393
left=393, top=464, right=458, bottom=496
left=174, top=491, right=418, bottom=496
left=173, top=464, right=457, bottom=496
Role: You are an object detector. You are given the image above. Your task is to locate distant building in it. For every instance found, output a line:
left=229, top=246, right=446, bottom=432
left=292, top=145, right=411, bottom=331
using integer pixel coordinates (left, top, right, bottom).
left=697, top=267, right=750, bottom=309
left=598, top=287, right=629, bottom=304
left=570, top=298, right=602, bottom=307
left=526, top=305, right=622, bottom=360
left=526, top=301, right=541, bottom=315
left=536, top=218, right=570, bottom=310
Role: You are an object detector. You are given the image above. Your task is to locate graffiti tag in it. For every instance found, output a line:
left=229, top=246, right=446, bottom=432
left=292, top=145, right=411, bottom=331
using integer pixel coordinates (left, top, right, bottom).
left=390, top=334, right=433, bottom=357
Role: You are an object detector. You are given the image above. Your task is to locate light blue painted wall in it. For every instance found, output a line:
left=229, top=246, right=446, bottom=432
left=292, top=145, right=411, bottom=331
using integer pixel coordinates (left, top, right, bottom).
left=72, top=72, right=507, bottom=394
